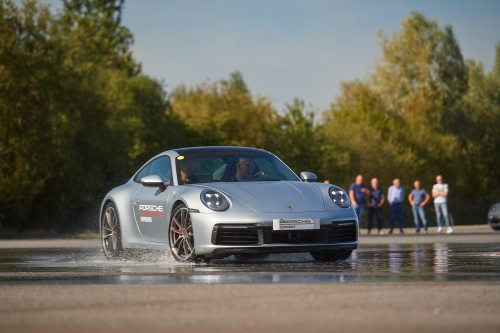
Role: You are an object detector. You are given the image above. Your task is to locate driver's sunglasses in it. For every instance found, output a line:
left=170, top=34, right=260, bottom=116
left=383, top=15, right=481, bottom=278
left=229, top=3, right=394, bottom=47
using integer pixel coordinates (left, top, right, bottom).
left=239, top=163, right=255, bottom=168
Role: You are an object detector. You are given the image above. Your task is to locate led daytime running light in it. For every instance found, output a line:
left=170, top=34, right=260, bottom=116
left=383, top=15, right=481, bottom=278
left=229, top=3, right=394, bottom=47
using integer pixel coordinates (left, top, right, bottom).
left=200, top=189, right=230, bottom=211
left=328, top=186, right=351, bottom=208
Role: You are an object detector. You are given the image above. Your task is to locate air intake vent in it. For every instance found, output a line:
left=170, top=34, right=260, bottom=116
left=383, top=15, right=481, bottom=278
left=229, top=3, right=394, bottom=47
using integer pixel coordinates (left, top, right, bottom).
left=214, top=227, right=259, bottom=245
left=326, top=222, right=357, bottom=243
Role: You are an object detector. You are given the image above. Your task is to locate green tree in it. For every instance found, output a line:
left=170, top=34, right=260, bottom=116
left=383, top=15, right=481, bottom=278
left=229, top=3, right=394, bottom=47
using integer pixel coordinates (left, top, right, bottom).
left=436, top=25, right=468, bottom=136
left=170, top=72, right=280, bottom=150
left=462, top=43, right=500, bottom=201
left=0, top=0, right=184, bottom=230
left=323, top=13, right=465, bottom=191
left=60, top=0, right=138, bottom=74
left=275, top=99, right=319, bottom=174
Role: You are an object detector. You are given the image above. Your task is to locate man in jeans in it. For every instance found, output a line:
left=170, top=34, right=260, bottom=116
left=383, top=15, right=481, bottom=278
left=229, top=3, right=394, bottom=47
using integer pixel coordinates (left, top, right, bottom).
left=349, top=175, right=370, bottom=222
left=387, top=178, right=404, bottom=234
left=432, top=175, right=453, bottom=234
left=408, top=180, right=430, bottom=233
left=368, top=178, right=385, bottom=235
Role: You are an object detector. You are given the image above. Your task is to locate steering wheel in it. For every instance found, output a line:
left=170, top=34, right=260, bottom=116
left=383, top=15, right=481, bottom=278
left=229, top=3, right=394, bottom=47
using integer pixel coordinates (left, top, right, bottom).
left=247, top=171, right=267, bottom=180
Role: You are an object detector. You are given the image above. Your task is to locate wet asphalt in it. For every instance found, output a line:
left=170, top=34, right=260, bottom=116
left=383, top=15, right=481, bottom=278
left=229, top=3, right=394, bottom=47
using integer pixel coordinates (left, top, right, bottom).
left=1, top=235, right=499, bottom=284
left=2, top=232, right=500, bottom=333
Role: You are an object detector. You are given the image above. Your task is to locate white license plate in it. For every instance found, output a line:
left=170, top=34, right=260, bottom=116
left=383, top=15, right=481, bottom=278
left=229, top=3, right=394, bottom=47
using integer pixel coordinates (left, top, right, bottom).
left=273, top=218, right=320, bottom=231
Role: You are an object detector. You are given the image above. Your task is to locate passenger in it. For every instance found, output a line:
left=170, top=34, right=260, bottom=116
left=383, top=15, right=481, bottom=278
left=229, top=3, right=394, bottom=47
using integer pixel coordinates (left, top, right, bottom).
left=367, top=178, right=385, bottom=235
left=388, top=178, right=404, bottom=234
left=179, top=160, right=199, bottom=185
left=408, top=180, right=430, bottom=233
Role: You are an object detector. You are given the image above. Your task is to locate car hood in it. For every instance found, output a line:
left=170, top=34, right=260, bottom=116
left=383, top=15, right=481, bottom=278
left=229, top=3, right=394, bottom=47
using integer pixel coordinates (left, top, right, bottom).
left=208, top=181, right=326, bottom=213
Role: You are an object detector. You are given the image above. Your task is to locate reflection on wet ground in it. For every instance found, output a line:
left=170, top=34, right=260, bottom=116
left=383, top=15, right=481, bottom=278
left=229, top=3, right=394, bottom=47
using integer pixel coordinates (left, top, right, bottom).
left=1, top=243, right=500, bottom=284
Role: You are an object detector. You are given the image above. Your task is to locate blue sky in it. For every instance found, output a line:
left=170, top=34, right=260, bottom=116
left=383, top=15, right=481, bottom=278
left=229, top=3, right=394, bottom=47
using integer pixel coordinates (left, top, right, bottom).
left=28, top=0, right=500, bottom=110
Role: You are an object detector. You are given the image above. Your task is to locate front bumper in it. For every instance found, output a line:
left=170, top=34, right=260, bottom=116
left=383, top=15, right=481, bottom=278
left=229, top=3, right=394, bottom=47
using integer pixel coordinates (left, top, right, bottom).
left=190, top=210, right=359, bottom=258
left=488, top=216, right=500, bottom=226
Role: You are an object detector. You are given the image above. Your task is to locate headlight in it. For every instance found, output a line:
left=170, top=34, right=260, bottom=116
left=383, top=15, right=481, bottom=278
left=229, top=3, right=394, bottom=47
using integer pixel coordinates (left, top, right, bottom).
left=200, top=189, right=230, bottom=211
left=328, top=186, right=351, bottom=208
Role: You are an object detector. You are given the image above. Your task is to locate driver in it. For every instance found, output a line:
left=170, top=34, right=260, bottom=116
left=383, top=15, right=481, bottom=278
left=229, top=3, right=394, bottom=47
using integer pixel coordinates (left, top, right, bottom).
left=235, top=157, right=256, bottom=181
left=223, top=157, right=256, bottom=181
left=179, top=160, right=199, bottom=185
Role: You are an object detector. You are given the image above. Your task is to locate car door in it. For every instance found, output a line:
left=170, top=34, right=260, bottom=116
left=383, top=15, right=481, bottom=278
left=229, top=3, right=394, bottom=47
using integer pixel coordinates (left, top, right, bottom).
left=133, top=156, right=174, bottom=243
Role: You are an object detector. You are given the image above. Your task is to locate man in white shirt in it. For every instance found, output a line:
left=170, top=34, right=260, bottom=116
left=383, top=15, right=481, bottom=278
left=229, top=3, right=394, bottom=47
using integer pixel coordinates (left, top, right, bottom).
left=432, top=175, right=453, bottom=234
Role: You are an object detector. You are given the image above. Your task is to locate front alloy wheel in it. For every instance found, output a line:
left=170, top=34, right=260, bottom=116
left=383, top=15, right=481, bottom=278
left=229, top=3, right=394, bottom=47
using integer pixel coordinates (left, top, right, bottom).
left=169, top=205, right=207, bottom=263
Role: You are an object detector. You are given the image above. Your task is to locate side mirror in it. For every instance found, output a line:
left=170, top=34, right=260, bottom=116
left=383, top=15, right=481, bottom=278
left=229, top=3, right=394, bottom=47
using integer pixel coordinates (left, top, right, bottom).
left=300, top=171, right=317, bottom=183
left=141, top=175, right=166, bottom=192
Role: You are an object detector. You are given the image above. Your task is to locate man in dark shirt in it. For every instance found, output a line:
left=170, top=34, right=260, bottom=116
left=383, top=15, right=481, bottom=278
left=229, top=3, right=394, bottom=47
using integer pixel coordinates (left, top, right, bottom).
left=349, top=175, right=370, bottom=222
left=368, top=178, right=385, bottom=234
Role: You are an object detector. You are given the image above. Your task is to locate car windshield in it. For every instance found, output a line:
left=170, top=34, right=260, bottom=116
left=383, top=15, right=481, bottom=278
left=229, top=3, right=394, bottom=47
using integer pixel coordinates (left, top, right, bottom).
left=175, top=150, right=299, bottom=185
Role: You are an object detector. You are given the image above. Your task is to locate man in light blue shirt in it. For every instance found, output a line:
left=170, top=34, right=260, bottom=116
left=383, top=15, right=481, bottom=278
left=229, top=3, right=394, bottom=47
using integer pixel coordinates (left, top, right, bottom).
left=387, top=178, right=405, bottom=234
left=408, top=180, right=430, bottom=233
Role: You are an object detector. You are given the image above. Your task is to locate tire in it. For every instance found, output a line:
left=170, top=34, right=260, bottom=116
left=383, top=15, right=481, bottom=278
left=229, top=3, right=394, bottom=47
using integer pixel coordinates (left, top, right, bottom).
left=310, top=249, right=352, bottom=262
left=101, top=202, right=125, bottom=259
left=169, top=204, right=208, bottom=263
left=491, top=226, right=500, bottom=231
left=234, top=254, right=269, bottom=260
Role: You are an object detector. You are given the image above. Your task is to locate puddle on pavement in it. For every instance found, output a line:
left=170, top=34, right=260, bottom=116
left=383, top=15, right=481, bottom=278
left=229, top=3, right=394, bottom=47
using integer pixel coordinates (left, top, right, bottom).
left=1, top=243, right=500, bottom=284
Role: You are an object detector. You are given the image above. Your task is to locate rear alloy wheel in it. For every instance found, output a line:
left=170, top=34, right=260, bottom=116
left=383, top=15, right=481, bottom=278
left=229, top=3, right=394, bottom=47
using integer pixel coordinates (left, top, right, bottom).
left=169, top=204, right=208, bottom=263
left=101, top=202, right=124, bottom=259
left=310, top=249, right=352, bottom=262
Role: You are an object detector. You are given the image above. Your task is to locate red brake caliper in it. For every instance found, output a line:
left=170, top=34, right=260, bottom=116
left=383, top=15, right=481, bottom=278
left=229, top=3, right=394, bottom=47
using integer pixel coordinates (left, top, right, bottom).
left=179, top=226, right=183, bottom=252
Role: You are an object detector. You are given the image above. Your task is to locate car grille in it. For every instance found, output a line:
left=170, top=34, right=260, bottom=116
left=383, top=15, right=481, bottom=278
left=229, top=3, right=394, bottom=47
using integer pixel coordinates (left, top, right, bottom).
left=212, top=221, right=357, bottom=245
left=214, top=227, right=259, bottom=245
left=269, top=229, right=327, bottom=244
left=326, top=222, right=357, bottom=243
left=489, top=217, right=500, bottom=224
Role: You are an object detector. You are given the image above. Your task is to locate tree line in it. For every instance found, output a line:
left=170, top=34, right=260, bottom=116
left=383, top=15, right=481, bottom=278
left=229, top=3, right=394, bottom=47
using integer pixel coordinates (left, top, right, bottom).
left=1, top=1, right=499, bottom=231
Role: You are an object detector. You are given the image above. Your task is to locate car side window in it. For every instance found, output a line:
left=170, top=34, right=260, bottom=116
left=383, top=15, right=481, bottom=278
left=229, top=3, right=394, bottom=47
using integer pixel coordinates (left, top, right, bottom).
left=149, top=156, right=173, bottom=184
left=134, top=163, right=152, bottom=182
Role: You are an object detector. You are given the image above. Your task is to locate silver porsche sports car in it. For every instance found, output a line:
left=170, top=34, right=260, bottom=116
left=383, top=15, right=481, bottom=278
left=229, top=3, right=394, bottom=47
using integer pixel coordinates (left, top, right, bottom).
left=100, top=146, right=358, bottom=262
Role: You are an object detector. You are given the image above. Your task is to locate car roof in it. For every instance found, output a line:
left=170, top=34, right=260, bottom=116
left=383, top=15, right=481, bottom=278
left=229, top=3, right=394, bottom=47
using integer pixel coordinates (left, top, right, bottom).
left=172, top=146, right=271, bottom=155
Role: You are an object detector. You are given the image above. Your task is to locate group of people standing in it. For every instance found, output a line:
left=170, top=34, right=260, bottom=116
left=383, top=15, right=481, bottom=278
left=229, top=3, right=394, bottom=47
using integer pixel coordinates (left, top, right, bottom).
left=348, top=175, right=453, bottom=234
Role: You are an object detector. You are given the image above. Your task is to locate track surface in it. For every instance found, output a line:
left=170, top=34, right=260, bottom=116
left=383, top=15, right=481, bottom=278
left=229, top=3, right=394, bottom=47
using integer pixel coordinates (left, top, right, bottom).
left=1, top=227, right=499, bottom=332
left=2, top=283, right=500, bottom=333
